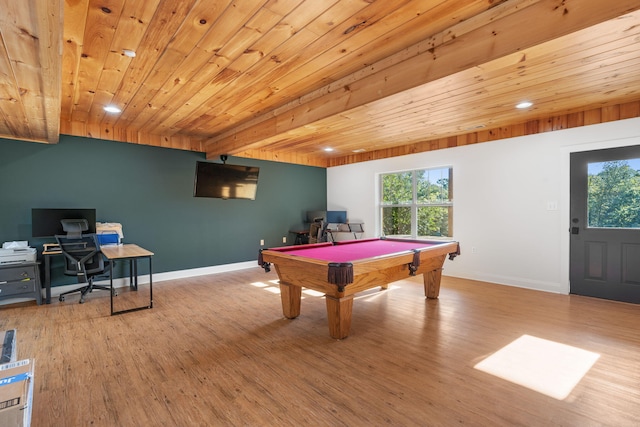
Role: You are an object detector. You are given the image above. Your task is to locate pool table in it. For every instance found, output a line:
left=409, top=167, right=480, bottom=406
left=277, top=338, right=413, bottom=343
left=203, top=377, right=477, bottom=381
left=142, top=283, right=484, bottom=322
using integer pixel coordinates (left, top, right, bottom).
left=258, top=237, right=460, bottom=339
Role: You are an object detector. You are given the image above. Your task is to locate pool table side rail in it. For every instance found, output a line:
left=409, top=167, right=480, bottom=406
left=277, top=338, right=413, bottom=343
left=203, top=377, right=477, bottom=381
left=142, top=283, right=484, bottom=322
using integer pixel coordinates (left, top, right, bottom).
left=260, top=241, right=459, bottom=296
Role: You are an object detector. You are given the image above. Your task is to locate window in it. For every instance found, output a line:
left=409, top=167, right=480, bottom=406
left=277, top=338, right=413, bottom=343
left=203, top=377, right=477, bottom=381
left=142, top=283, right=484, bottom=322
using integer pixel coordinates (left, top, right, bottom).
left=380, top=167, right=453, bottom=238
left=588, top=159, right=640, bottom=228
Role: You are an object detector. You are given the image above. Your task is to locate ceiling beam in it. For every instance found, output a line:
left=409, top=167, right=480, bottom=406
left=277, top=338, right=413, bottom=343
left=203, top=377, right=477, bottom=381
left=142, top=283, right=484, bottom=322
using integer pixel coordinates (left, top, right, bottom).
left=205, top=0, right=640, bottom=159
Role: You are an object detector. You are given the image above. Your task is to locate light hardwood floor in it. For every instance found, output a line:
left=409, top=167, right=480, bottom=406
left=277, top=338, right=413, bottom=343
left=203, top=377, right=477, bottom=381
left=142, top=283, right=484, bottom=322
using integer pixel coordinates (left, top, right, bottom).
left=2, top=268, right=639, bottom=426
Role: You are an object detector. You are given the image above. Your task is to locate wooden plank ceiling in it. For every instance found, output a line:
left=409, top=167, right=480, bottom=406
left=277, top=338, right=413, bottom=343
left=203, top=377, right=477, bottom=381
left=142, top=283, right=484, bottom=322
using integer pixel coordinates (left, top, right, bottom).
left=1, top=0, right=639, bottom=167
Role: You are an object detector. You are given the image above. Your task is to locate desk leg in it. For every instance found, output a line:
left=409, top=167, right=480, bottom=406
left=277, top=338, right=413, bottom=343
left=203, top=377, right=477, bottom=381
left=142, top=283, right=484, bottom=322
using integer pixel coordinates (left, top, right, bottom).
left=423, top=268, right=443, bottom=299
left=148, top=256, right=153, bottom=308
left=109, top=259, right=114, bottom=315
left=130, top=259, right=138, bottom=290
left=279, top=282, right=301, bottom=319
left=325, top=294, right=354, bottom=339
left=44, top=254, right=51, bottom=304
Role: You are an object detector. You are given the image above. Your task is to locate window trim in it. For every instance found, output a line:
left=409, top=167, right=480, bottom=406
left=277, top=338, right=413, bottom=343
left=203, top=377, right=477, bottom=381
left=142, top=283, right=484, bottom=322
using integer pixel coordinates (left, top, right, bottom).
left=379, top=167, right=453, bottom=239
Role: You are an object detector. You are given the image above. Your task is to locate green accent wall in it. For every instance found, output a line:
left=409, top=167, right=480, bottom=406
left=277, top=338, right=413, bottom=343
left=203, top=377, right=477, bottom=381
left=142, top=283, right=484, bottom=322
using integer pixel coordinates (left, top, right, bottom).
left=0, top=135, right=326, bottom=286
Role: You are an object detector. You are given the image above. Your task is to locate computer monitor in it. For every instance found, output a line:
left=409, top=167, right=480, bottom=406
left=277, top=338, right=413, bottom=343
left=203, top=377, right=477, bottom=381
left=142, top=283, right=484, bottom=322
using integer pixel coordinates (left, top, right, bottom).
left=32, top=208, right=97, bottom=238
left=306, top=210, right=326, bottom=223
left=326, top=210, right=347, bottom=223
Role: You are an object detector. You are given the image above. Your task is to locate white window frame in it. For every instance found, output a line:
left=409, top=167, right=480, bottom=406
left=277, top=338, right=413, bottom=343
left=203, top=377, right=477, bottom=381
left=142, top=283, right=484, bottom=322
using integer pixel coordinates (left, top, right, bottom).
left=379, top=167, right=453, bottom=239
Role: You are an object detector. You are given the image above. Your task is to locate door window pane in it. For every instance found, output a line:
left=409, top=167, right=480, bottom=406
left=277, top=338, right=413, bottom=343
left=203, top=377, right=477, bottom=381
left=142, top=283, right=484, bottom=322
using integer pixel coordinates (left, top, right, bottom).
left=587, top=159, right=640, bottom=228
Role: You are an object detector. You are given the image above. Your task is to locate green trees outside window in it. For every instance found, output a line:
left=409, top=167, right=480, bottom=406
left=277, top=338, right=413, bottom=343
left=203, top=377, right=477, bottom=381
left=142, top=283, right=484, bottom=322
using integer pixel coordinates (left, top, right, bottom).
left=380, top=167, right=453, bottom=238
left=588, top=159, right=640, bottom=228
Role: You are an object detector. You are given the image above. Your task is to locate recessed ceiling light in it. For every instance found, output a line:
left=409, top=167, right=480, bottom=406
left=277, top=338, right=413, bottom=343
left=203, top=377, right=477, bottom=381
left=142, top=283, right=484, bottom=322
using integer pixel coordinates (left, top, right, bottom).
left=324, top=147, right=334, bottom=152
left=122, top=49, right=136, bottom=58
left=516, top=101, right=533, bottom=109
left=104, top=105, right=122, bottom=113
left=352, top=149, right=366, bottom=153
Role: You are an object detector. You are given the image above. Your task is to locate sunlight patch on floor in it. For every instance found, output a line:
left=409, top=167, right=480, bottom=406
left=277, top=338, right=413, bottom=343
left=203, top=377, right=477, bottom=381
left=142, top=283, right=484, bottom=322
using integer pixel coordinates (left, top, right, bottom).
left=250, top=281, right=269, bottom=288
left=474, top=334, right=600, bottom=400
left=359, top=284, right=398, bottom=302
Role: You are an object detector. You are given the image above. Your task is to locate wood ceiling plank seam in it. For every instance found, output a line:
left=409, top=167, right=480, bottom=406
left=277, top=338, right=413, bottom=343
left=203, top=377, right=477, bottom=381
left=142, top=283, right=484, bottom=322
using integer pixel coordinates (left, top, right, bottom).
left=352, top=51, right=640, bottom=133
left=325, top=101, right=640, bottom=166
left=35, top=0, right=63, bottom=143
left=427, top=60, right=640, bottom=123
left=0, top=28, right=32, bottom=138
left=201, top=0, right=536, bottom=141
left=204, top=0, right=640, bottom=158
left=356, top=13, right=640, bottom=117
left=112, top=0, right=236, bottom=133
left=232, top=147, right=327, bottom=167
left=71, top=0, right=126, bottom=122
left=119, top=0, right=264, bottom=132
left=256, top=0, right=483, bottom=117
left=170, top=0, right=392, bottom=135
left=101, top=0, right=200, bottom=128
left=111, top=0, right=233, bottom=131
left=619, top=101, right=640, bottom=119
left=89, top=0, right=163, bottom=126
left=167, top=28, right=319, bottom=133
left=0, top=0, right=49, bottom=140
left=190, top=0, right=415, bottom=135
left=263, top=0, right=306, bottom=17
left=316, top=4, right=624, bottom=130
left=357, top=65, right=640, bottom=137
left=219, top=75, right=636, bottom=154
left=159, top=0, right=358, bottom=135
left=232, top=0, right=512, bottom=133
left=155, top=0, right=350, bottom=135
left=60, top=0, right=90, bottom=121
left=460, top=16, right=640, bottom=85
left=136, top=2, right=282, bottom=134
left=336, top=88, right=638, bottom=143
left=102, top=0, right=199, bottom=131
left=348, top=5, right=640, bottom=126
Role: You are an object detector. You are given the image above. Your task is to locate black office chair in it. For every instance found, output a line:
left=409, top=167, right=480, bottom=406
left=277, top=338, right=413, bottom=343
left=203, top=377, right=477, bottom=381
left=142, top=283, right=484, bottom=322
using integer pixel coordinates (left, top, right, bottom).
left=55, top=219, right=115, bottom=304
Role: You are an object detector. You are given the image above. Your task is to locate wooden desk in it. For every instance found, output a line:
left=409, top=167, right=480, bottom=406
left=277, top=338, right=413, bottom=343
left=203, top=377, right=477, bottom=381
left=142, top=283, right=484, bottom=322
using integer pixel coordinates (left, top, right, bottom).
left=289, top=230, right=309, bottom=245
left=100, top=244, right=154, bottom=315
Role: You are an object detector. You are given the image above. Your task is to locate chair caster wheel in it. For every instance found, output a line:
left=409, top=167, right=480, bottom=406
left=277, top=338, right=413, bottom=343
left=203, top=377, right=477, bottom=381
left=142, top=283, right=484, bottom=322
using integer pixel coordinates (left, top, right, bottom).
left=79, top=299, right=85, bottom=304
left=59, top=295, right=65, bottom=302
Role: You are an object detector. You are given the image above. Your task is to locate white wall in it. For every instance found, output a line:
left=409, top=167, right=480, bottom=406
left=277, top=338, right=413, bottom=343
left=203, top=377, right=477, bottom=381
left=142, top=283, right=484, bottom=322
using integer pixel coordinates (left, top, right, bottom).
left=327, top=117, right=640, bottom=294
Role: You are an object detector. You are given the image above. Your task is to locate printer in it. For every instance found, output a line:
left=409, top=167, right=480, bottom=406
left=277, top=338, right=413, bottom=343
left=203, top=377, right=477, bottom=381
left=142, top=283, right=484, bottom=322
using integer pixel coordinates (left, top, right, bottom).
left=0, top=242, right=37, bottom=265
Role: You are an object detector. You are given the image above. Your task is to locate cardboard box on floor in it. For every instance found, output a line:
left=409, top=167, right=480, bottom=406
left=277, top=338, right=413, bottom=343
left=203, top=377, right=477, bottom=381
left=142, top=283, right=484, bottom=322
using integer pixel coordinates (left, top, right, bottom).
left=0, top=359, right=34, bottom=427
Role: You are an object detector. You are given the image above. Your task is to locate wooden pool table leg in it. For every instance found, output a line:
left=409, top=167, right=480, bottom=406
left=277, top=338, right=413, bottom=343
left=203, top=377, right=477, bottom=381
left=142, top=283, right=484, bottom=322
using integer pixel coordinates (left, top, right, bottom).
left=279, top=282, right=302, bottom=318
left=423, top=268, right=443, bottom=299
left=325, top=294, right=354, bottom=339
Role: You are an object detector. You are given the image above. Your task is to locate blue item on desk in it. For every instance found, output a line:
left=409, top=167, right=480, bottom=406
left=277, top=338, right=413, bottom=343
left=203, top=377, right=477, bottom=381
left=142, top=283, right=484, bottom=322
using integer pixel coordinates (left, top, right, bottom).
left=97, top=233, right=119, bottom=245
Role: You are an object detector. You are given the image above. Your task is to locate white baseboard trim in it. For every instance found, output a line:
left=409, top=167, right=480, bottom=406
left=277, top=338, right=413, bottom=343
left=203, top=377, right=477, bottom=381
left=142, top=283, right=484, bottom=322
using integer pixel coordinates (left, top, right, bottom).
left=1, top=260, right=258, bottom=306
left=53, top=260, right=258, bottom=298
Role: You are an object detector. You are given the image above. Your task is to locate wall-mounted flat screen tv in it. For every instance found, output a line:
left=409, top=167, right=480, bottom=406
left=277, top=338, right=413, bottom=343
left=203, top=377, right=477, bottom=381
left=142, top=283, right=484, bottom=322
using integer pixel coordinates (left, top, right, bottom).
left=32, top=208, right=97, bottom=238
left=194, top=161, right=260, bottom=200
